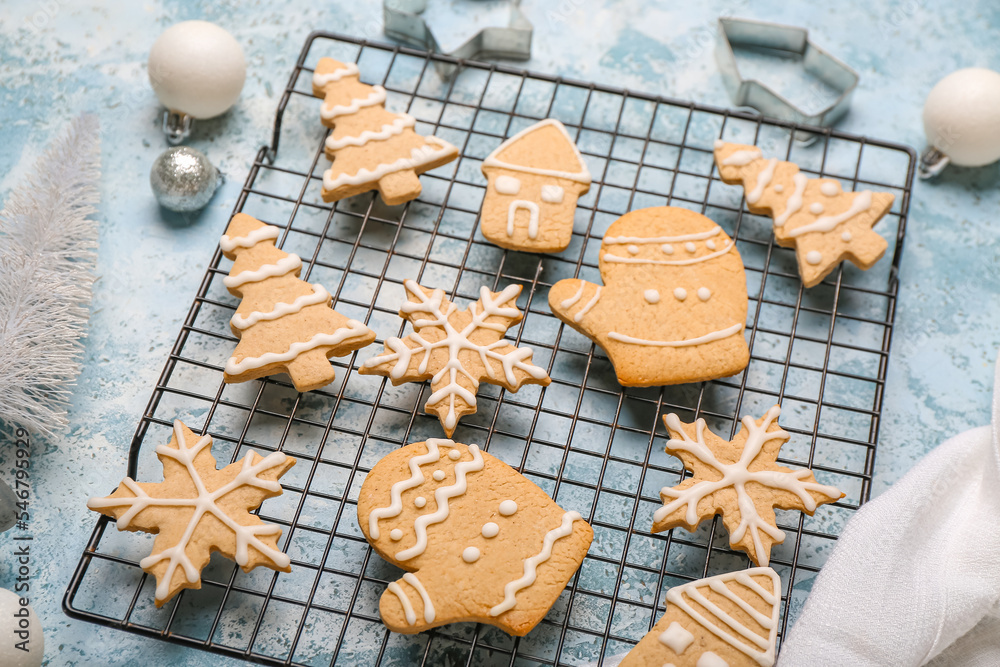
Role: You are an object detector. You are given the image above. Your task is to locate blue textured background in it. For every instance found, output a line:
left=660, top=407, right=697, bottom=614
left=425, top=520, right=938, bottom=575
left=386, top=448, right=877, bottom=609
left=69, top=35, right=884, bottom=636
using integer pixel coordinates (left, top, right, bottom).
left=1, top=1, right=998, bottom=665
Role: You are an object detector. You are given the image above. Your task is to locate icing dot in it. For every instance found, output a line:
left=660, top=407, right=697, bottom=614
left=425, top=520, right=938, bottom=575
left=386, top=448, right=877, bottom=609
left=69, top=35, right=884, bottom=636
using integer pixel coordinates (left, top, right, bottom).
left=414, top=496, right=426, bottom=508
left=661, top=244, right=675, bottom=254
left=806, top=250, right=823, bottom=265
left=482, top=522, right=499, bottom=538
left=433, top=470, right=445, bottom=481
left=674, top=287, right=687, bottom=301
left=684, top=242, right=697, bottom=253
left=809, top=202, right=824, bottom=214
left=842, top=231, right=852, bottom=242
left=705, top=240, right=716, bottom=250
left=448, top=450, right=461, bottom=460
left=389, top=529, right=403, bottom=541
left=644, top=289, right=660, bottom=304
left=499, top=500, right=518, bottom=516
left=462, top=547, right=481, bottom=563
left=697, top=287, right=711, bottom=301
left=773, top=184, right=784, bottom=193
left=626, top=244, right=640, bottom=255
left=820, top=181, right=839, bottom=196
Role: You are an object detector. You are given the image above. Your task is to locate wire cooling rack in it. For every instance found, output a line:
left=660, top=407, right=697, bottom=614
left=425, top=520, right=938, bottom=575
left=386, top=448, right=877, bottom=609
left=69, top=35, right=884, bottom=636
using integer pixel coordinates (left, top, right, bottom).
left=65, top=31, right=915, bottom=666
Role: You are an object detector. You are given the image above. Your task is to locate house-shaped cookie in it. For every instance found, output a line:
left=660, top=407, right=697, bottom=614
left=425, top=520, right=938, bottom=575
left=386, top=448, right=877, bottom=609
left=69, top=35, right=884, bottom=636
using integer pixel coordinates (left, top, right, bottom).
left=480, top=119, right=591, bottom=253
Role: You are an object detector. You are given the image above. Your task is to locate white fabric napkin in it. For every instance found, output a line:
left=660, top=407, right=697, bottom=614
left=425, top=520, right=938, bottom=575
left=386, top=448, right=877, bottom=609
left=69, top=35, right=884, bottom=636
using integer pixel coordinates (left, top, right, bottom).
left=779, top=356, right=1000, bottom=666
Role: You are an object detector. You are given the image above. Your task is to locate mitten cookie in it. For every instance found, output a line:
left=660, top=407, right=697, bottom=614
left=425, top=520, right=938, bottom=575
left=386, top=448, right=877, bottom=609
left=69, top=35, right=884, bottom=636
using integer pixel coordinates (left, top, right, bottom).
left=621, top=567, right=781, bottom=667
left=311, top=57, right=459, bottom=205
left=714, top=140, right=894, bottom=288
left=358, top=439, right=593, bottom=635
left=548, top=207, right=749, bottom=386
left=87, top=421, right=296, bottom=607
left=221, top=213, right=376, bottom=392
left=652, top=405, right=844, bottom=566
left=360, top=280, right=551, bottom=436
left=480, top=119, right=592, bottom=253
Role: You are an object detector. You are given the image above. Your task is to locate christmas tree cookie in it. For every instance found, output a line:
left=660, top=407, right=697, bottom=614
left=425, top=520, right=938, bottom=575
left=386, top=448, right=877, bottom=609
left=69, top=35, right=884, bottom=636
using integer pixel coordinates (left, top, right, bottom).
left=480, top=119, right=592, bottom=253
left=360, top=280, right=551, bottom=436
left=358, top=438, right=593, bottom=635
left=311, top=58, right=459, bottom=205
left=221, top=213, right=376, bottom=392
left=87, top=420, right=296, bottom=607
left=714, top=140, right=894, bottom=288
left=549, top=207, right=750, bottom=386
left=652, top=405, right=844, bottom=566
left=620, top=568, right=781, bottom=666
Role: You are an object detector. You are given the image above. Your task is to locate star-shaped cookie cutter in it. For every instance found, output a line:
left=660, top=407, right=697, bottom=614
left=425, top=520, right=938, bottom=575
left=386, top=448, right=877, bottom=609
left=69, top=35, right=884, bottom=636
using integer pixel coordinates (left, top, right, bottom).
left=715, top=17, right=858, bottom=128
left=383, top=0, right=532, bottom=76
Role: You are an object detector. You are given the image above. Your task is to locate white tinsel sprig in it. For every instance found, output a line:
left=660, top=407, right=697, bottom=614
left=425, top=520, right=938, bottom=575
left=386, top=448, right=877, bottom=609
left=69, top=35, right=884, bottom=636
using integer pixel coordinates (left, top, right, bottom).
left=0, top=115, right=101, bottom=436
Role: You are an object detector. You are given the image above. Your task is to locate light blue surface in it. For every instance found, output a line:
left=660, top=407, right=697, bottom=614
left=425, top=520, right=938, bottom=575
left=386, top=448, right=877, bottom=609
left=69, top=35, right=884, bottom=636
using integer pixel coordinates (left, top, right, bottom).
left=0, top=1, right=998, bottom=665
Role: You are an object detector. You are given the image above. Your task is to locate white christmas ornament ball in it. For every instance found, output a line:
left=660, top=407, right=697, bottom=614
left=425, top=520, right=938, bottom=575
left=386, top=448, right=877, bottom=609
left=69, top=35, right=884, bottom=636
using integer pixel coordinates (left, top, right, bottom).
left=0, top=588, right=43, bottom=667
left=148, top=20, right=246, bottom=119
left=923, top=67, right=1000, bottom=167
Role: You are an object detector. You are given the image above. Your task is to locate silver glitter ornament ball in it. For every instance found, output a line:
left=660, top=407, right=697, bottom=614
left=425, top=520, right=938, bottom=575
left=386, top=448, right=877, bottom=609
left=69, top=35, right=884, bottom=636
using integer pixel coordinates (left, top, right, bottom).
left=150, top=146, right=221, bottom=212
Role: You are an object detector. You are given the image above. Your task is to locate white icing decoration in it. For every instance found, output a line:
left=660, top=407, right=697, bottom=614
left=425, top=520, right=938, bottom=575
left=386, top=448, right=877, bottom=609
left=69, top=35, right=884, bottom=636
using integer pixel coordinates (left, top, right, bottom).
left=773, top=184, right=784, bottom=193
left=220, top=225, right=280, bottom=252
left=574, top=286, right=601, bottom=323
left=665, top=567, right=781, bottom=666
left=368, top=438, right=451, bottom=539
left=603, top=241, right=734, bottom=266
left=674, top=288, right=687, bottom=301
left=231, top=284, right=330, bottom=330
left=806, top=251, right=823, bottom=265
left=223, top=254, right=301, bottom=288
left=604, top=227, right=721, bottom=245
left=746, top=158, right=777, bottom=204
left=326, top=114, right=416, bottom=151
left=697, top=652, right=729, bottom=667
left=495, top=175, right=521, bottom=195
left=697, top=287, right=711, bottom=302
left=787, top=190, right=873, bottom=238
left=659, top=621, right=695, bottom=654
left=362, top=281, right=548, bottom=432
left=842, top=231, right=852, bottom=242
left=395, top=444, right=485, bottom=561
left=482, top=522, right=499, bottom=538
left=820, top=181, right=839, bottom=196
left=541, top=184, right=564, bottom=203
left=654, top=407, right=842, bottom=566
left=448, top=450, right=461, bottom=460
left=774, top=173, right=808, bottom=227
left=499, top=500, right=517, bottom=516
left=312, top=62, right=359, bottom=87
left=462, top=546, right=480, bottom=563
left=320, top=85, right=386, bottom=121
left=86, top=421, right=290, bottom=604
left=809, top=202, right=824, bottom=215
left=402, top=572, right=434, bottom=623
left=432, top=470, right=445, bottom=481
left=414, top=496, right=427, bottom=508
left=644, top=289, right=660, bottom=304
left=685, top=242, right=697, bottom=253
left=482, top=119, right=592, bottom=184
left=323, top=137, right=456, bottom=192
left=627, top=244, right=640, bottom=255
left=706, top=240, right=716, bottom=250
left=713, top=139, right=725, bottom=148
left=560, top=283, right=586, bottom=310
left=489, top=511, right=582, bottom=616
left=225, top=319, right=371, bottom=375
left=390, top=529, right=403, bottom=541
left=661, top=244, right=674, bottom=254
left=386, top=581, right=416, bottom=625
left=721, top=148, right=762, bottom=166
left=609, top=322, right=743, bottom=348
left=507, top=200, right=540, bottom=238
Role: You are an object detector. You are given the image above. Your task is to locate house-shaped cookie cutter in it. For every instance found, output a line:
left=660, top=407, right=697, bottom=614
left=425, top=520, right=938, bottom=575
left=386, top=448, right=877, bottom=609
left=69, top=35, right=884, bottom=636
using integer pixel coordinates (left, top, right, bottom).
left=715, top=17, right=858, bottom=128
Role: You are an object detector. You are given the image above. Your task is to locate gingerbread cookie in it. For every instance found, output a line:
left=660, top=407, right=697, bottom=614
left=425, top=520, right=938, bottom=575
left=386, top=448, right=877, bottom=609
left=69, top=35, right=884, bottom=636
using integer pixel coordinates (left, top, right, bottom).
left=311, top=57, right=459, bottom=205
left=358, top=438, right=593, bottom=635
left=360, top=280, right=551, bottom=436
left=714, top=140, right=894, bottom=288
left=620, top=567, right=781, bottom=667
left=480, top=119, right=592, bottom=253
left=87, top=420, right=296, bottom=607
left=548, top=207, right=749, bottom=387
left=652, top=405, right=844, bottom=566
left=221, top=213, right=376, bottom=392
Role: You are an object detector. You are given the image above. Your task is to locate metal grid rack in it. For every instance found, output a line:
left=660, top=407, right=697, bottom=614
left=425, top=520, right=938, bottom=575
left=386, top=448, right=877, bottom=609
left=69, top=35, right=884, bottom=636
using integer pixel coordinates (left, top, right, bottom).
left=65, top=31, right=915, bottom=666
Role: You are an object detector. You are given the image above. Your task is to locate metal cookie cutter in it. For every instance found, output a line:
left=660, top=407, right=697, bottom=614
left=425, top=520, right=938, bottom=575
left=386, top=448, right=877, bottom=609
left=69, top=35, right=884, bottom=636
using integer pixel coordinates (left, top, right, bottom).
left=384, top=0, right=532, bottom=76
left=715, top=17, right=858, bottom=128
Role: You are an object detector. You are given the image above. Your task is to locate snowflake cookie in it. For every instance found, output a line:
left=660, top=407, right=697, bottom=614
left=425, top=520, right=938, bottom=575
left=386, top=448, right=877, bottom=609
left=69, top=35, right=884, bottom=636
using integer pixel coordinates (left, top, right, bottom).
left=549, top=207, right=750, bottom=386
left=87, top=420, right=296, bottom=607
left=358, top=439, right=593, bottom=635
left=714, top=140, right=894, bottom=288
left=360, top=280, right=551, bottom=436
left=620, top=567, right=781, bottom=667
left=652, top=405, right=843, bottom=566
